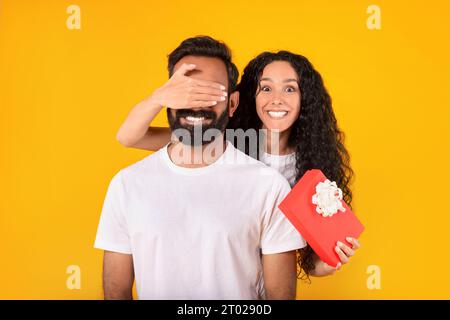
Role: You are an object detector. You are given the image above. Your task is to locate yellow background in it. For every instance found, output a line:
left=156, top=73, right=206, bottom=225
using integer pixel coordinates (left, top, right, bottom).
left=1, top=0, right=449, bottom=299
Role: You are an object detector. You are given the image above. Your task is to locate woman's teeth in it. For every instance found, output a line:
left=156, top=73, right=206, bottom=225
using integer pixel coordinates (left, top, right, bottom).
left=267, top=111, right=288, bottom=118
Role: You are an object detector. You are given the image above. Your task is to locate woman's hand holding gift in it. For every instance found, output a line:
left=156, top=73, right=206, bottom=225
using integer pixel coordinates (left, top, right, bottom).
left=312, top=237, right=361, bottom=277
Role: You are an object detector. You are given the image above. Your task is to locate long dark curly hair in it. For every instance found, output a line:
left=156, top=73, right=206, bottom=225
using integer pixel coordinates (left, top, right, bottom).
left=227, top=51, right=354, bottom=281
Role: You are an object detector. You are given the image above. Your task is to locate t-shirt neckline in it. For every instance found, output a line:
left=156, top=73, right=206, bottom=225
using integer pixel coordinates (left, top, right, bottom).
left=160, top=140, right=233, bottom=175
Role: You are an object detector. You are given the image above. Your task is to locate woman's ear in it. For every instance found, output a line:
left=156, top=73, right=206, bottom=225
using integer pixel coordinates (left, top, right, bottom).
left=228, top=91, right=240, bottom=117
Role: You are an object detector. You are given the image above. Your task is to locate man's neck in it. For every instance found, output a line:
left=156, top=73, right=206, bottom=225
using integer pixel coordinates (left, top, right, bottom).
left=167, top=135, right=227, bottom=168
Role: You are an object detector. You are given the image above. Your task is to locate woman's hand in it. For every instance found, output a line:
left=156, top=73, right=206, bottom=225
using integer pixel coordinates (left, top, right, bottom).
left=150, top=63, right=228, bottom=109
left=312, top=237, right=361, bottom=277
left=116, top=63, right=228, bottom=149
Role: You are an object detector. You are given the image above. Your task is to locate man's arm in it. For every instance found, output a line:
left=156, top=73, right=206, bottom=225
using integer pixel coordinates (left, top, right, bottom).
left=103, top=251, right=134, bottom=300
left=262, top=250, right=297, bottom=300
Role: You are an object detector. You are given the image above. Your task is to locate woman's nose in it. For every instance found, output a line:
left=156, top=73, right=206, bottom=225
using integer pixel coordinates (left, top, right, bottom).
left=270, top=97, right=283, bottom=105
left=270, top=91, right=283, bottom=105
left=272, top=99, right=281, bottom=105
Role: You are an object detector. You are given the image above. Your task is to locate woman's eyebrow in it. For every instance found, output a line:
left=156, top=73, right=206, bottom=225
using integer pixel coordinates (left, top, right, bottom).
left=260, top=77, right=298, bottom=83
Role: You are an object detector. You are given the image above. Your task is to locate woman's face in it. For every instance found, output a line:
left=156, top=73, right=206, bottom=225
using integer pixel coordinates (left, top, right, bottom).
left=255, top=61, right=301, bottom=133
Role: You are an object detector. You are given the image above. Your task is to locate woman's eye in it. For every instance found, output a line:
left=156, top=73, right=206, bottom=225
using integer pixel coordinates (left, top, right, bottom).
left=286, top=86, right=296, bottom=92
left=261, top=86, right=271, bottom=92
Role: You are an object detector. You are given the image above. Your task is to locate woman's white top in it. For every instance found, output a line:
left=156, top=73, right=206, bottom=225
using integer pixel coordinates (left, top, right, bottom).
left=259, top=151, right=297, bottom=187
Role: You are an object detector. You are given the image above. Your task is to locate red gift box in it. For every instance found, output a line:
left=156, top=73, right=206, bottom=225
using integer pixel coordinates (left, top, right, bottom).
left=278, top=169, right=365, bottom=268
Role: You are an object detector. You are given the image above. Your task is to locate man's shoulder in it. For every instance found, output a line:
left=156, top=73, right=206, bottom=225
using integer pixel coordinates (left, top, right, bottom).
left=118, top=148, right=165, bottom=180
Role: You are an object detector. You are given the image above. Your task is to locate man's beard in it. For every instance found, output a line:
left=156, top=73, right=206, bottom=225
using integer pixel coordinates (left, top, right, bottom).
left=167, top=107, right=229, bottom=146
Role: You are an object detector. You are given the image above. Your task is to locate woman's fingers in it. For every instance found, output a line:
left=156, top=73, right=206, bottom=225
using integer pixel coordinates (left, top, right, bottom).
left=346, top=237, right=361, bottom=249
left=188, top=100, right=219, bottom=108
left=190, top=93, right=227, bottom=103
left=192, top=78, right=226, bottom=90
left=335, top=244, right=350, bottom=264
left=192, top=85, right=227, bottom=97
left=337, top=241, right=355, bottom=257
left=175, top=63, right=197, bottom=76
left=335, top=238, right=360, bottom=265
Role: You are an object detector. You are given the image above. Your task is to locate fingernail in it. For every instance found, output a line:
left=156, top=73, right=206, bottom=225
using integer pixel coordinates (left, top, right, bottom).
left=335, top=246, right=340, bottom=252
left=223, top=91, right=228, bottom=96
left=220, top=85, right=226, bottom=90
left=346, top=237, right=353, bottom=242
left=337, top=241, right=343, bottom=247
left=220, top=96, right=225, bottom=101
left=336, top=263, right=342, bottom=269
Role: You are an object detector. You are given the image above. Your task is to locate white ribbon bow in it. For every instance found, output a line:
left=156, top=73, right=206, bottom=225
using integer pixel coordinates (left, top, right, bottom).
left=312, top=179, right=346, bottom=217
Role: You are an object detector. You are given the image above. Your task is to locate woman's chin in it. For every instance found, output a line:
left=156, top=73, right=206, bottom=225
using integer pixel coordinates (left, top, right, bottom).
left=262, top=121, right=292, bottom=134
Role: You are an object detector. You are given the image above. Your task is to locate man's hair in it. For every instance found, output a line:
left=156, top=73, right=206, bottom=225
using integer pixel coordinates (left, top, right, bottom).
left=167, top=36, right=239, bottom=92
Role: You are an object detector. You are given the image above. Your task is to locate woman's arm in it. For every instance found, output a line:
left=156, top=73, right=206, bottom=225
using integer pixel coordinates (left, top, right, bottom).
left=116, top=98, right=171, bottom=151
left=116, top=63, right=227, bottom=151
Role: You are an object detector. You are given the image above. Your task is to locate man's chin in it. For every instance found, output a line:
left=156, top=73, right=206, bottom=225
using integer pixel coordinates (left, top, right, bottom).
left=168, top=109, right=229, bottom=146
left=178, top=134, right=219, bottom=147
left=169, top=124, right=222, bottom=147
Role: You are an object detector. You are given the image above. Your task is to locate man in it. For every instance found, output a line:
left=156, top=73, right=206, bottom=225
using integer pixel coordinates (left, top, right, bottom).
left=94, top=36, right=306, bottom=300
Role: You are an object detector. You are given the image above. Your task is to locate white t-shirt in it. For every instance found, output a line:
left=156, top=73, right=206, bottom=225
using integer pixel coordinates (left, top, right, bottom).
left=94, top=141, right=306, bottom=300
left=259, top=151, right=297, bottom=187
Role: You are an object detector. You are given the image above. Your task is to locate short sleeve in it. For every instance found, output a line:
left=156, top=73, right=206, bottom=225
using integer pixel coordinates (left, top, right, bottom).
left=94, top=171, right=132, bottom=254
left=260, top=177, right=307, bottom=255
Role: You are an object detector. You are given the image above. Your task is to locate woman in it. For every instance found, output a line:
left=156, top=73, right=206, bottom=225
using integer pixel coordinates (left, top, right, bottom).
left=117, top=51, right=360, bottom=280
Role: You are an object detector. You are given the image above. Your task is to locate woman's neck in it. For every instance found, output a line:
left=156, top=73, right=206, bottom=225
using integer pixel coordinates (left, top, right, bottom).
left=264, top=127, right=295, bottom=156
